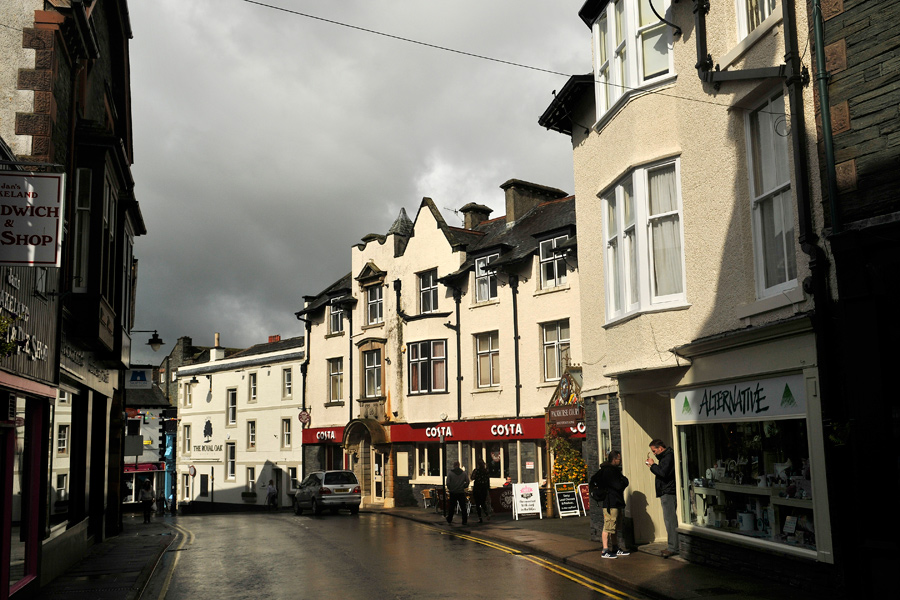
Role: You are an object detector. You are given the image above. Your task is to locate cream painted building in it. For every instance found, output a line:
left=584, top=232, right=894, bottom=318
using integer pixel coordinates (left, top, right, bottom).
left=298, top=181, right=583, bottom=509
left=175, top=336, right=305, bottom=509
left=540, top=0, right=834, bottom=587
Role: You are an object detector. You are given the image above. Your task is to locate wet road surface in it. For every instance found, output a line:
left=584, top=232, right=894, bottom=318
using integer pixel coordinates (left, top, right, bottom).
left=147, top=511, right=649, bottom=600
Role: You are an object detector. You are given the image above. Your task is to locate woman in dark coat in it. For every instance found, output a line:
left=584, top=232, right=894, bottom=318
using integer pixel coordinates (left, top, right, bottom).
left=471, top=458, right=491, bottom=523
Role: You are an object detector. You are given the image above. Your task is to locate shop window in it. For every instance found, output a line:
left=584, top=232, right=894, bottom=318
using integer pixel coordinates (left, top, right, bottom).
left=679, top=418, right=816, bottom=550
left=416, top=443, right=443, bottom=478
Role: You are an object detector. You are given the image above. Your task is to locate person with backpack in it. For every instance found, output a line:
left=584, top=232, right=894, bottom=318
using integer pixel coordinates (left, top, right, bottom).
left=590, top=450, right=630, bottom=559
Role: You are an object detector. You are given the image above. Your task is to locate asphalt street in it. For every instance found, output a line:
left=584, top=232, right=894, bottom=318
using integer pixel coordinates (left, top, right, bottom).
left=142, top=511, right=651, bottom=600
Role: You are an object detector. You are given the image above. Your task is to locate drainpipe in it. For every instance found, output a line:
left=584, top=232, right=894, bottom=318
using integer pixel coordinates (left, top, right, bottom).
left=347, top=304, right=354, bottom=424
left=509, top=275, right=522, bottom=417
left=812, top=0, right=840, bottom=233
left=451, top=288, right=463, bottom=421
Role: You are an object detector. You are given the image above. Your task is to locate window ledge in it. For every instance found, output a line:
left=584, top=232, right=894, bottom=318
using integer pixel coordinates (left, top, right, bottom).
left=470, top=298, right=500, bottom=309
left=534, top=283, right=570, bottom=297
left=325, top=331, right=345, bottom=339
left=604, top=300, right=692, bottom=328
left=325, top=400, right=346, bottom=407
left=736, top=285, right=805, bottom=320
left=471, top=386, right=502, bottom=395
left=361, top=322, right=384, bottom=331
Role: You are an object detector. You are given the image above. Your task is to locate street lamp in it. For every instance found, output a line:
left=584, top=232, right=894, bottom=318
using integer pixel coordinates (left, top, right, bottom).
left=132, top=330, right=165, bottom=352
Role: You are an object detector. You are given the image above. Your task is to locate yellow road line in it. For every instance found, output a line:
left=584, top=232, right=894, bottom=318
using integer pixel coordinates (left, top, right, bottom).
left=152, top=523, right=192, bottom=600
left=419, top=523, right=642, bottom=599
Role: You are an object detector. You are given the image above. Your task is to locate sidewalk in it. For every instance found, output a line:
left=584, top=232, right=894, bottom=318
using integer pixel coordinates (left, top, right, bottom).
left=34, top=506, right=828, bottom=600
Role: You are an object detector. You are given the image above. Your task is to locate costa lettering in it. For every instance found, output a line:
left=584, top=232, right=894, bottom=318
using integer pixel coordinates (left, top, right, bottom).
left=425, top=426, right=453, bottom=438
left=316, top=430, right=336, bottom=440
left=490, top=423, right=524, bottom=437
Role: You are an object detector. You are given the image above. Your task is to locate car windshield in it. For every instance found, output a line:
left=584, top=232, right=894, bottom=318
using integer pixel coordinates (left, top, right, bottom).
left=323, top=472, right=357, bottom=485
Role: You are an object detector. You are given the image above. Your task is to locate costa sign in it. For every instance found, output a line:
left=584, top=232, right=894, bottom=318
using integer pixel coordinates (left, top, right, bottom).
left=390, top=417, right=585, bottom=442
left=302, top=427, right=344, bottom=444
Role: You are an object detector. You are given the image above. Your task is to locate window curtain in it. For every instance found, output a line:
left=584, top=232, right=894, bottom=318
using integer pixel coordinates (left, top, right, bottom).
left=648, top=166, right=683, bottom=297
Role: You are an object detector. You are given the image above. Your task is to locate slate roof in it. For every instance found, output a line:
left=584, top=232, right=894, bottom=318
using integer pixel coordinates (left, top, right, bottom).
left=297, top=272, right=354, bottom=317
left=125, top=384, right=169, bottom=408
left=229, top=335, right=306, bottom=360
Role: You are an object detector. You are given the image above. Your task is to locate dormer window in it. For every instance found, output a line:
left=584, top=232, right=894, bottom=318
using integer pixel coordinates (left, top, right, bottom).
left=540, top=235, right=569, bottom=289
left=475, top=254, right=499, bottom=302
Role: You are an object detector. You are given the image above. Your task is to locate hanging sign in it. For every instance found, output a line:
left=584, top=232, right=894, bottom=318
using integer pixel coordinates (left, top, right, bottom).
left=554, top=482, right=581, bottom=518
left=0, top=171, right=65, bottom=267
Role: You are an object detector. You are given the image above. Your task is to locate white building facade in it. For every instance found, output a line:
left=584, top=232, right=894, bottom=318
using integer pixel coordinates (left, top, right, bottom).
left=298, top=181, right=584, bottom=509
left=175, top=336, right=305, bottom=510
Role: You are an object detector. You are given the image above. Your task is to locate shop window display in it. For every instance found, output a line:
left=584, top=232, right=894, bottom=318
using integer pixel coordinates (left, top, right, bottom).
left=678, top=418, right=815, bottom=550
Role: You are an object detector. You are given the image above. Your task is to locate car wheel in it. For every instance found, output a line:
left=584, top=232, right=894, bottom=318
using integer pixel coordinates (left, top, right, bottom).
left=312, top=499, right=322, bottom=516
left=293, top=498, right=303, bottom=515
left=349, top=505, right=359, bottom=515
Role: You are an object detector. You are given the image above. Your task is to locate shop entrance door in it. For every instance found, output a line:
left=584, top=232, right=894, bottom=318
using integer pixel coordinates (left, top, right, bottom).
left=372, top=450, right=384, bottom=503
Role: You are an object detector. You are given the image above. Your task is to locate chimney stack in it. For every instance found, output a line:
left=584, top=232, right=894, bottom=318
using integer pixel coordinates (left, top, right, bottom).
left=459, top=203, right=493, bottom=230
left=500, top=179, right=568, bottom=226
left=214, top=332, right=220, bottom=347
left=269, top=335, right=281, bottom=343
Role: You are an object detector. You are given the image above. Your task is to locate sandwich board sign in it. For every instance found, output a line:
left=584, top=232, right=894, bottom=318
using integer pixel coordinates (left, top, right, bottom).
left=554, top=482, right=581, bottom=518
left=512, top=483, right=542, bottom=520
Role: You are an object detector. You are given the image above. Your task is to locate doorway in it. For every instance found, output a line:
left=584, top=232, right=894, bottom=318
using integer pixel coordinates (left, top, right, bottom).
left=371, top=450, right=384, bottom=503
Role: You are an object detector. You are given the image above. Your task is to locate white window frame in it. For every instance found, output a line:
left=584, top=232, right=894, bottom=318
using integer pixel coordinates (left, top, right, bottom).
left=184, top=382, right=193, bottom=407
left=475, top=254, right=499, bottom=302
left=329, top=303, right=344, bottom=334
left=282, top=368, right=293, bottom=398
left=602, top=158, right=686, bottom=322
left=247, top=467, right=256, bottom=493
left=329, top=357, right=344, bottom=402
left=57, top=425, right=69, bottom=454
left=542, top=320, right=571, bottom=382
left=248, top=372, right=257, bottom=402
left=247, top=420, right=256, bottom=449
left=288, top=467, right=299, bottom=490
left=591, top=0, right=674, bottom=121
left=226, top=442, right=236, bottom=479
left=408, top=340, right=447, bottom=395
left=745, top=92, right=797, bottom=299
left=419, top=269, right=439, bottom=314
left=227, top=388, right=237, bottom=425
left=183, top=474, right=192, bottom=501
left=281, top=418, right=292, bottom=448
left=540, top=235, right=569, bottom=289
left=364, top=349, right=382, bottom=398
left=367, top=286, right=384, bottom=325
left=475, top=331, right=500, bottom=388
left=736, top=0, right=778, bottom=40
left=100, top=173, right=117, bottom=301
left=183, top=424, right=191, bottom=454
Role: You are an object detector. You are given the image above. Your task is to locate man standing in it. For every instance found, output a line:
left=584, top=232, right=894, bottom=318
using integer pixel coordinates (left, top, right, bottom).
left=646, top=439, right=677, bottom=557
left=445, top=461, right=469, bottom=526
left=590, top=450, right=630, bottom=559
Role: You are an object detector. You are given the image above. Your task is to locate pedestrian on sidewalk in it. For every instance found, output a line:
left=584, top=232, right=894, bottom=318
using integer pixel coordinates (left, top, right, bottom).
left=590, top=450, right=630, bottom=559
left=471, top=458, right=491, bottom=523
left=445, top=461, right=469, bottom=526
left=646, top=439, right=678, bottom=557
left=139, top=480, right=154, bottom=523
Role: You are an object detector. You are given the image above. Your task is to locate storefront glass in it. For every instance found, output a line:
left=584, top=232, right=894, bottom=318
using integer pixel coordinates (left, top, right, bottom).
left=678, top=417, right=816, bottom=551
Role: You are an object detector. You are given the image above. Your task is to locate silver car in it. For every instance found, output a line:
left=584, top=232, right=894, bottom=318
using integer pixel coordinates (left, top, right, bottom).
left=292, top=470, right=361, bottom=515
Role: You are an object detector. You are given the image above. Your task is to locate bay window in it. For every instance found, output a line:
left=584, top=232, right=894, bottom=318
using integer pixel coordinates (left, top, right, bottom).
left=364, top=349, right=382, bottom=398
left=591, top=0, right=674, bottom=120
left=603, top=158, right=685, bottom=322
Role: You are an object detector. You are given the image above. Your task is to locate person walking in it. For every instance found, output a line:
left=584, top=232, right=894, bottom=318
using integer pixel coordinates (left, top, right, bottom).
left=646, top=439, right=678, bottom=557
left=590, top=450, right=630, bottom=559
left=139, top=480, right=154, bottom=523
left=470, top=458, right=491, bottom=523
left=445, top=461, right=469, bottom=526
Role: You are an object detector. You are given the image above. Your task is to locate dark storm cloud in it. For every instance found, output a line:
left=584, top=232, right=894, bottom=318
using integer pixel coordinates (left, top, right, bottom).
left=128, top=0, right=588, bottom=364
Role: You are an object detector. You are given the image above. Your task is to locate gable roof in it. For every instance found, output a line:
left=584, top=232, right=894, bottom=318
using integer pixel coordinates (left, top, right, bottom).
left=296, top=272, right=354, bottom=317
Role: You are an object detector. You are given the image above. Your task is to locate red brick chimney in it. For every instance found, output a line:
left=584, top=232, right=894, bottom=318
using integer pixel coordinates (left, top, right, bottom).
left=269, top=335, right=281, bottom=343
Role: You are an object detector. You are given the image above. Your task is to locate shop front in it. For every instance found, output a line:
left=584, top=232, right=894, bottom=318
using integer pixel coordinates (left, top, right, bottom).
left=674, top=372, right=831, bottom=561
left=301, top=426, right=348, bottom=473
left=390, top=417, right=586, bottom=508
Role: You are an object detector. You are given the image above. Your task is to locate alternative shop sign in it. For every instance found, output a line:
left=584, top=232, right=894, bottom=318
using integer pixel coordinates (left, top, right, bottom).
left=0, top=172, right=65, bottom=267
left=674, top=374, right=807, bottom=424
left=548, top=405, right=583, bottom=427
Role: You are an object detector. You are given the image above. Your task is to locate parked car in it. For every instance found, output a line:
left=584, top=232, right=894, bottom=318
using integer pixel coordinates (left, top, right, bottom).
left=293, top=470, right=361, bottom=515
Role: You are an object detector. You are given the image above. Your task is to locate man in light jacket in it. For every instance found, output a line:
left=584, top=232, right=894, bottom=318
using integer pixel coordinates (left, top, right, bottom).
left=445, top=461, right=469, bottom=526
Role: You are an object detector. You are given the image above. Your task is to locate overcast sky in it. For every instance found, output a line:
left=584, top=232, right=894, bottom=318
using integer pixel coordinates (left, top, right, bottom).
left=128, top=0, right=590, bottom=365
